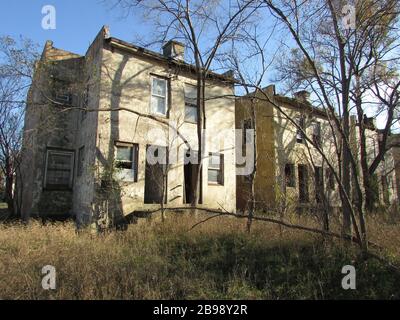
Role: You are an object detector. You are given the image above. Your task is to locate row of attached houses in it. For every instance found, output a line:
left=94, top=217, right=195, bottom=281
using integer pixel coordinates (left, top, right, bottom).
left=236, top=87, right=399, bottom=213
left=18, top=26, right=400, bottom=224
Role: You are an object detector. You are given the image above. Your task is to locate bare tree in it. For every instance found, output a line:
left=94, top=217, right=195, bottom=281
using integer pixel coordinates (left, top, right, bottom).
left=0, top=36, right=38, bottom=215
left=259, top=0, right=400, bottom=251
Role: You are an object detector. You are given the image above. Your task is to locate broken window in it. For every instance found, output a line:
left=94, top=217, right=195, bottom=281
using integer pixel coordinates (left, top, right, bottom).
left=296, top=116, right=305, bottom=143
left=45, top=149, right=74, bottom=189
left=77, top=146, right=85, bottom=177
left=285, top=163, right=296, bottom=188
left=312, top=121, right=321, bottom=147
left=298, top=164, right=309, bottom=203
left=115, top=142, right=138, bottom=182
left=184, top=84, right=198, bottom=123
left=208, top=153, right=224, bottom=185
left=53, top=79, right=72, bottom=105
left=151, top=76, right=168, bottom=116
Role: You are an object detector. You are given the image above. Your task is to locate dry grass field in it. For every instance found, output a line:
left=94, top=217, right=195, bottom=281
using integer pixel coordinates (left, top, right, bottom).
left=0, top=209, right=399, bottom=300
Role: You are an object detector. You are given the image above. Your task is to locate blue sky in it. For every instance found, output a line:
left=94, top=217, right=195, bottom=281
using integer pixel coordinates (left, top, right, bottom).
left=0, top=0, right=145, bottom=55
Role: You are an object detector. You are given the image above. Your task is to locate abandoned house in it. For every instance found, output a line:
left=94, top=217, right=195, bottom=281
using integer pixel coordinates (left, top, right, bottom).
left=19, top=26, right=236, bottom=225
left=235, top=85, right=400, bottom=213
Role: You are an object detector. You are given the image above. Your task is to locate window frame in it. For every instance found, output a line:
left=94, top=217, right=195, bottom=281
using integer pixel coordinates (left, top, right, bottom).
left=150, top=76, right=168, bottom=117
left=184, top=84, right=198, bottom=123
left=53, top=79, right=72, bottom=105
left=296, top=116, right=305, bottom=143
left=208, top=153, right=224, bottom=186
left=44, top=148, right=75, bottom=190
left=115, top=142, right=139, bottom=182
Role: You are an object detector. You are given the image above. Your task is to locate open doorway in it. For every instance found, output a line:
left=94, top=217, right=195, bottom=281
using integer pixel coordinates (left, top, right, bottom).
left=183, top=150, right=202, bottom=204
left=298, top=164, right=309, bottom=203
left=144, top=145, right=168, bottom=204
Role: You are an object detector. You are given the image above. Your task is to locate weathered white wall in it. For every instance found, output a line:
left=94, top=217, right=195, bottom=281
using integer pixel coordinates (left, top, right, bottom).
left=94, top=43, right=236, bottom=215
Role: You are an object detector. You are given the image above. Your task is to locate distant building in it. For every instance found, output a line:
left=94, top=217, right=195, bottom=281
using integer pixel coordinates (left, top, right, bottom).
left=235, top=85, right=399, bottom=213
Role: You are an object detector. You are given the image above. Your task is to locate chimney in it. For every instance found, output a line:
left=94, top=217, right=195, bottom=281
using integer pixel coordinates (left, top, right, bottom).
left=162, top=40, right=185, bottom=61
left=294, top=90, right=310, bottom=103
left=222, top=70, right=234, bottom=78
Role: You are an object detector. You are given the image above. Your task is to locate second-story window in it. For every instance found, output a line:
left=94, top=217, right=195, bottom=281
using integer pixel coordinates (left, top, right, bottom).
left=184, top=84, right=198, bottom=123
left=312, top=121, right=321, bottom=147
left=296, top=116, right=305, bottom=143
left=53, top=79, right=72, bottom=105
left=151, top=76, right=168, bottom=116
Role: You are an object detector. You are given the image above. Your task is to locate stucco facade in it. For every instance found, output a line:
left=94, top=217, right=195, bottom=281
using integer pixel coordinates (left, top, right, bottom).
left=20, top=27, right=236, bottom=225
left=236, top=85, right=399, bottom=213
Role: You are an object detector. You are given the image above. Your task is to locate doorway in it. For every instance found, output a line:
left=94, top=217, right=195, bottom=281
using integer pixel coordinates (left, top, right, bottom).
left=144, top=145, right=168, bottom=204
left=183, top=150, right=202, bottom=204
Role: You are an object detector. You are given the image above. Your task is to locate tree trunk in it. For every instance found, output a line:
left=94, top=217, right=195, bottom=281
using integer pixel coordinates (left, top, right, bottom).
left=4, top=156, right=14, bottom=215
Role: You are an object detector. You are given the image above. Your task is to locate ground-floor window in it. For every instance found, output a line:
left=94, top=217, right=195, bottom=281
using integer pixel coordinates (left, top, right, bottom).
left=115, top=142, right=138, bottom=182
left=208, top=153, right=224, bottom=185
left=45, top=149, right=75, bottom=190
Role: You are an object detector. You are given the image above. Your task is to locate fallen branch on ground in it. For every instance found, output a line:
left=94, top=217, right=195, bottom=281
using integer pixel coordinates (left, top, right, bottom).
left=135, top=206, right=382, bottom=250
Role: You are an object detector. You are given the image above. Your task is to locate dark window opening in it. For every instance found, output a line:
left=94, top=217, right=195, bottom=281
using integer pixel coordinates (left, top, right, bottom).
left=285, top=163, right=296, bottom=188
left=144, top=145, right=168, bottom=204
left=298, top=164, right=309, bottom=203
left=312, top=122, right=321, bottom=147
left=296, top=116, right=305, bottom=143
left=45, top=149, right=74, bottom=190
left=184, top=150, right=202, bottom=204
left=315, top=166, right=324, bottom=203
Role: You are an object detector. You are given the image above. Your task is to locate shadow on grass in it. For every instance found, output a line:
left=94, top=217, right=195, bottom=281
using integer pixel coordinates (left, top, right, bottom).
left=158, top=232, right=400, bottom=299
